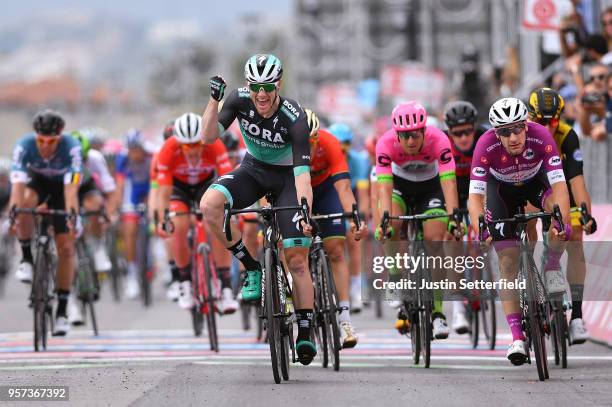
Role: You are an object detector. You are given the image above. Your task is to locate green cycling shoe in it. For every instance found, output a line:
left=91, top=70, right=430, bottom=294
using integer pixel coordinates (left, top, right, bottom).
left=241, top=269, right=262, bottom=301
left=296, top=339, right=317, bottom=365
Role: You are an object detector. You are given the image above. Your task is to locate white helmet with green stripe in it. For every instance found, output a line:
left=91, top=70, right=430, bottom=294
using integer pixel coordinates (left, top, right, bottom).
left=244, top=54, right=283, bottom=83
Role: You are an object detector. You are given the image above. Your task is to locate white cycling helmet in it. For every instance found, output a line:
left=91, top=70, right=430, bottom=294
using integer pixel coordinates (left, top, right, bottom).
left=244, top=54, right=283, bottom=83
left=174, top=113, right=202, bottom=144
left=488, top=97, right=528, bottom=128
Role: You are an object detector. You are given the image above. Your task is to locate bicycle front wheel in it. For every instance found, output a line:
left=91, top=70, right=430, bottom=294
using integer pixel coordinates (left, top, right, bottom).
left=32, top=248, right=51, bottom=351
left=264, top=247, right=282, bottom=384
left=525, top=256, right=548, bottom=381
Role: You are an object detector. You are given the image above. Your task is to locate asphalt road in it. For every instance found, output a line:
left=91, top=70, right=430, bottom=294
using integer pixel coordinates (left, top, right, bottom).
left=0, top=271, right=611, bottom=407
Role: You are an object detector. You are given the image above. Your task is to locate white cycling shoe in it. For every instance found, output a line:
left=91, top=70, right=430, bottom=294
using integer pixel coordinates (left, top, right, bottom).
left=506, top=339, right=527, bottom=366
left=92, top=244, right=112, bottom=273
left=219, top=287, right=238, bottom=315
left=166, top=281, right=180, bottom=302
left=432, top=316, right=450, bottom=339
left=545, top=269, right=566, bottom=295
left=452, top=308, right=469, bottom=335
left=15, top=261, right=33, bottom=283
left=178, top=281, right=194, bottom=309
left=68, top=295, right=84, bottom=326
left=569, top=318, right=589, bottom=345
left=53, top=316, right=70, bottom=336
left=125, top=275, right=140, bottom=300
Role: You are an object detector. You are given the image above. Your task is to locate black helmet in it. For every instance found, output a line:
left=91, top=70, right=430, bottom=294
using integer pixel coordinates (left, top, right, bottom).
left=528, top=87, right=564, bottom=121
left=220, top=130, right=239, bottom=151
left=443, top=101, right=478, bottom=128
left=33, top=110, right=65, bottom=135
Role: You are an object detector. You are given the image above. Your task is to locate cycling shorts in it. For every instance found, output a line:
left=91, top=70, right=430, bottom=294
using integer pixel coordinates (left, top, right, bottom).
left=170, top=177, right=214, bottom=212
left=121, top=179, right=149, bottom=214
left=313, top=177, right=346, bottom=240
left=27, top=173, right=69, bottom=234
left=392, top=176, right=447, bottom=219
left=209, top=154, right=311, bottom=249
left=485, top=172, right=550, bottom=242
left=78, top=177, right=102, bottom=203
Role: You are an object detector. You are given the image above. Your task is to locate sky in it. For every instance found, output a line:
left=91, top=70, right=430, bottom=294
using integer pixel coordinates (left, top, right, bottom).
left=1, top=0, right=292, bottom=29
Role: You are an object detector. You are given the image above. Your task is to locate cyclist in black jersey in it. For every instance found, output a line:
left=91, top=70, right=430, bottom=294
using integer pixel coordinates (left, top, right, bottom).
left=528, top=87, right=596, bottom=345
left=200, top=54, right=317, bottom=365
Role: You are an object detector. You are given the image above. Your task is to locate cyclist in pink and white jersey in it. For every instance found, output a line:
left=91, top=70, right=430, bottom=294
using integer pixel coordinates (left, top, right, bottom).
left=467, top=97, right=571, bottom=366
left=375, top=101, right=462, bottom=340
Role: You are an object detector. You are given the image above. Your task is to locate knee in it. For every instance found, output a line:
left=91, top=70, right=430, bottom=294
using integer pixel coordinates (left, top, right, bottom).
left=57, top=241, right=74, bottom=259
left=286, top=254, right=308, bottom=276
left=326, top=242, right=345, bottom=263
left=200, top=193, right=223, bottom=223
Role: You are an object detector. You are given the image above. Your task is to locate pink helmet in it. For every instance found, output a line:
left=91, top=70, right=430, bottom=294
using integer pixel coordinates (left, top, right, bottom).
left=391, top=101, right=427, bottom=132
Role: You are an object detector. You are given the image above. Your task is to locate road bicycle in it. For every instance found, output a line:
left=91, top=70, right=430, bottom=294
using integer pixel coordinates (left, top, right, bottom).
left=164, top=207, right=220, bottom=351
left=481, top=203, right=564, bottom=381
left=310, top=204, right=361, bottom=371
left=223, top=193, right=308, bottom=384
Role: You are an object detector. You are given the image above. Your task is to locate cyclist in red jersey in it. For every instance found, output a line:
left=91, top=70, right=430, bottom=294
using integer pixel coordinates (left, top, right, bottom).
left=156, top=113, right=238, bottom=313
left=443, top=100, right=487, bottom=334
left=305, top=109, right=366, bottom=348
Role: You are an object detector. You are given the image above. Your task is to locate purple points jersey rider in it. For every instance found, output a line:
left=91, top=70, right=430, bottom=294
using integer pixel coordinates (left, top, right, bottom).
left=469, top=122, right=565, bottom=194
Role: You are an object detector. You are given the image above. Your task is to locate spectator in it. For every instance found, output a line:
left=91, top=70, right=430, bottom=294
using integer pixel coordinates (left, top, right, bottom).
left=559, top=2, right=588, bottom=59
left=601, top=7, right=612, bottom=51
left=577, top=80, right=607, bottom=141
left=584, top=34, right=609, bottom=64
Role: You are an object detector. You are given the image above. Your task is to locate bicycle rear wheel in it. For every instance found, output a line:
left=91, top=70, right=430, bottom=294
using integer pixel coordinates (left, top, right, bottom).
left=277, top=261, right=291, bottom=381
left=552, top=301, right=568, bottom=368
left=481, top=262, right=497, bottom=350
left=322, top=256, right=340, bottom=371
left=202, top=248, right=218, bottom=352
left=264, top=247, right=282, bottom=384
left=469, top=306, right=479, bottom=349
left=138, top=222, right=152, bottom=307
left=107, top=229, right=123, bottom=302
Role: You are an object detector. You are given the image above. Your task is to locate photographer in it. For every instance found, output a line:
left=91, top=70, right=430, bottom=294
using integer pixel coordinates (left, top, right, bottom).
left=576, top=65, right=610, bottom=141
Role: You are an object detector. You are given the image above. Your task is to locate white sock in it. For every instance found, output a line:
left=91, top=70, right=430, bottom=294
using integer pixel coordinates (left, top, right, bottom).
left=453, top=301, right=465, bottom=315
left=350, top=276, right=361, bottom=294
left=338, top=300, right=351, bottom=324
left=128, top=262, right=138, bottom=278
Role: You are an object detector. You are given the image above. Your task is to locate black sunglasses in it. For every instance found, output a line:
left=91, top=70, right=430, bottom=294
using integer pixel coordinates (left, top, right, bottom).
left=450, top=127, right=474, bottom=138
left=589, top=74, right=606, bottom=82
left=397, top=130, right=423, bottom=140
left=495, top=123, right=525, bottom=137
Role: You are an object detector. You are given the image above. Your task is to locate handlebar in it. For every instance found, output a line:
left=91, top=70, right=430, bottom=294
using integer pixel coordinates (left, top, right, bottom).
left=479, top=204, right=564, bottom=240
left=310, top=203, right=362, bottom=236
left=222, top=197, right=310, bottom=242
left=9, top=205, right=77, bottom=229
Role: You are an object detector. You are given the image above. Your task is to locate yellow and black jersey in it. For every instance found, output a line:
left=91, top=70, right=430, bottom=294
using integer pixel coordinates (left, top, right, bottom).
left=553, top=121, right=583, bottom=181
